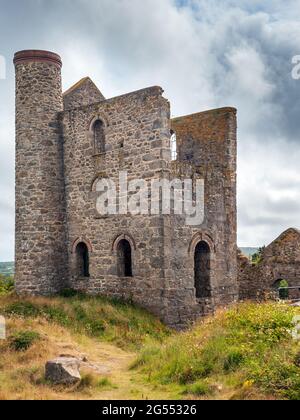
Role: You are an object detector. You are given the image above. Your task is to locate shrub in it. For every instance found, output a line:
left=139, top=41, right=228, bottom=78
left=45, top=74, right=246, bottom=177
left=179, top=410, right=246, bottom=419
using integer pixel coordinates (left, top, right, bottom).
left=0, top=275, right=14, bottom=295
left=223, top=351, right=245, bottom=372
left=5, top=301, right=41, bottom=318
left=184, top=380, right=213, bottom=397
left=278, top=280, right=289, bottom=300
left=10, top=331, right=41, bottom=351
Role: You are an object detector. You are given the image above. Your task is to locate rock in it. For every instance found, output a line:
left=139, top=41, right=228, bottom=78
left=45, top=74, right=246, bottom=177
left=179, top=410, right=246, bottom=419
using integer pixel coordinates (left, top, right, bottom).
left=45, top=357, right=81, bottom=385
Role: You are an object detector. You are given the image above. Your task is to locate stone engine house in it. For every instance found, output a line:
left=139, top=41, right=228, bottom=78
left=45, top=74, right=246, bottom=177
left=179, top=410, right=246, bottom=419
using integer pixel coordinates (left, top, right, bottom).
left=14, top=50, right=238, bottom=328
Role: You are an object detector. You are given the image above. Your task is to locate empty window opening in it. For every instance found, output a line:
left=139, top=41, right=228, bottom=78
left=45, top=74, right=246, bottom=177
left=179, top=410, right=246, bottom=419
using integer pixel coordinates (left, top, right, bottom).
left=194, top=241, right=211, bottom=298
left=170, top=130, right=177, bottom=161
left=273, top=279, right=289, bottom=300
left=117, top=239, right=133, bottom=277
left=93, top=119, right=105, bottom=154
left=75, top=242, right=90, bottom=278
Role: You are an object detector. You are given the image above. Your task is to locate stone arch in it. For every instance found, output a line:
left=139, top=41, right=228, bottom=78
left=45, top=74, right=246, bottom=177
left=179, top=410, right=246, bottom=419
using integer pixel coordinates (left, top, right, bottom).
left=194, top=240, right=211, bottom=299
left=90, top=173, right=107, bottom=192
left=188, top=232, right=215, bottom=255
left=88, top=114, right=109, bottom=131
left=88, top=114, right=109, bottom=155
left=112, top=234, right=136, bottom=253
left=72, top=237, right=93, bottom=254
left=117, top=239, right=133, bottom=277
left=112, top=234, right=136, bottom=278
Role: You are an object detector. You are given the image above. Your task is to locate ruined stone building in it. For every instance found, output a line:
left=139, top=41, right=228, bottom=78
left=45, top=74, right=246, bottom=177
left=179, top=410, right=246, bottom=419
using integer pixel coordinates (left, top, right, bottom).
left=14, top=50, right=238, bottom=328
left=239, top=228, right=300, bottom=301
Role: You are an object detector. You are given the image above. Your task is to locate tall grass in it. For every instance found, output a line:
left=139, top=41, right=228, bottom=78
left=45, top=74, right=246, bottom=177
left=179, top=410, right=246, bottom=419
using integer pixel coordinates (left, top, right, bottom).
left=0, top=293, right=170, bottom=350
left=133, top=302, right=300, bottom=400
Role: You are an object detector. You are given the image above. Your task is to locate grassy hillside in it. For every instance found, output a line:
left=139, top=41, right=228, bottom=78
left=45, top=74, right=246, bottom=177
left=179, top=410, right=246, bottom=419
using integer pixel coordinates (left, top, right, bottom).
left=0, top=291, right=299, bottom=400
left=134, top=302, right=300, bottom=400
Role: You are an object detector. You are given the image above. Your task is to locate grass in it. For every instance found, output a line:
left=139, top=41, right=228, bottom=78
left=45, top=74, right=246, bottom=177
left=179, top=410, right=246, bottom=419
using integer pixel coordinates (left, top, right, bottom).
left=0, top=275, right=14, bottom=295
left=0, top=291, right=299, bottom=400
left=10, top=330, right=41, bottom=351
left=133, top=302, right=300, bottom=400
left=1, top=293, right=170, bottom=351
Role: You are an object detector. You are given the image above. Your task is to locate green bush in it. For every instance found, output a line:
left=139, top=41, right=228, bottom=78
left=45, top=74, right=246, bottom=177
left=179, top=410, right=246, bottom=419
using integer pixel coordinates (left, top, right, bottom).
left=10, top=331, right=41, bottom=351
left=278, top=280, right=289, bottom=300
left=0, top=275, right=14, bottom=295
left=5, top=301, right=41, bottom=317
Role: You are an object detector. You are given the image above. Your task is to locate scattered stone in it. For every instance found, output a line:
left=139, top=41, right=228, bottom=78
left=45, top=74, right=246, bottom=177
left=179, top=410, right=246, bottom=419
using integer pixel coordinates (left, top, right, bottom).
left=45, top=357, right=81, bottom=385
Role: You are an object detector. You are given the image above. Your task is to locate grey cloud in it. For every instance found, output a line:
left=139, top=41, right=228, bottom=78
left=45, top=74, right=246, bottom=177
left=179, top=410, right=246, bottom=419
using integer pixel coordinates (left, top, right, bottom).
left=1, top=0, right=300, bottom=258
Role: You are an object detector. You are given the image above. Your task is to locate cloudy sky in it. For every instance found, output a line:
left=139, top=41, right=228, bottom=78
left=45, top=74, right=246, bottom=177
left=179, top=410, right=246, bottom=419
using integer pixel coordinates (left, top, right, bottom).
left=1, top=0, right=300, bottom=261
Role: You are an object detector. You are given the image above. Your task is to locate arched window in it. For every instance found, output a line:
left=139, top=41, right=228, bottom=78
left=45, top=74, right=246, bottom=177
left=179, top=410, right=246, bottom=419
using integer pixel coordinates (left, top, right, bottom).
left=194, top=241, right=211, bottom=298
left=75, top=242, right=90, bottom=278
left=170, top=129, right=177, bottom=161
left=93, top=119, right=105, bottom=154
left=117, top=239, right=133, bottom=277
left=273, top=279, right=289, bottom=300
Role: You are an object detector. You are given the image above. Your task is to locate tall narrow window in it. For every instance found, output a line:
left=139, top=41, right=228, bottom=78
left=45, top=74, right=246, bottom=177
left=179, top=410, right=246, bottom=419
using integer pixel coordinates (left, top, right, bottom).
left=170, top=130, right=177, bottom=161
left=93, top=119, right=105, bottom=154
left=75, top=242, right=90, bottom=278
left=194, top=241, right=211, bottom=298
left=117, top=239, right=133, bottom=277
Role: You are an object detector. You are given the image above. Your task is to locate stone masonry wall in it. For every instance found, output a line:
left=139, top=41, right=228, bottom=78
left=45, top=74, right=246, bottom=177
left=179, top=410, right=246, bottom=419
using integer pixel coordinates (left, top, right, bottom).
left=14, top=50, right=239, bottom=328
left=170, top=108, right=238, bottom=314
left=15, top=52, right=68, bottom=295
left=61, top=86, right=175, bottom=322
left=239, top=229, right=300, bottom=300
left=63, top=77, right=105, bottom=111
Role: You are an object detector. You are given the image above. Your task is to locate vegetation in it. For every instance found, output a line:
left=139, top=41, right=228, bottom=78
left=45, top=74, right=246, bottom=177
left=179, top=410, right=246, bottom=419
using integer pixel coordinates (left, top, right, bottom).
left=134, top=302, right=300, bottom=400
left=1, top=292, right=170, bottom=351
left=10, top=330, right=41, bottom=351
left=278, top=280, right=289, bottom=300
left=0, top=274, right=14, bottom=295
left=0, top=288, right=299, bottom=400
left=251, top=247, right=265, bottom=265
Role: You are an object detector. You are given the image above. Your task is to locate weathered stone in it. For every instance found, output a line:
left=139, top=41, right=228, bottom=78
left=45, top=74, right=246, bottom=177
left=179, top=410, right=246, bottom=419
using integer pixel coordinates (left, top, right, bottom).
left=45, top=357, right=81, bottom=385
left=239, top=228, right=300, bottom=301
left=14, top=50, right=238, bottom=329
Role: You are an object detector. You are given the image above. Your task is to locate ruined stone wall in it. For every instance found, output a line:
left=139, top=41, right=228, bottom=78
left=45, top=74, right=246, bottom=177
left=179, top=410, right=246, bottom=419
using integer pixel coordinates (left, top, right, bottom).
left=61, top=86, right=176, bottom=321
left=170, top=108, right=238, bottom=314
left=14, top=50, right=239, bottom=328
left=63, top=77, right=105, bottom=111
left=14, top=51, right=68, bottom=295
left=238, top=229, right=300, bottom=300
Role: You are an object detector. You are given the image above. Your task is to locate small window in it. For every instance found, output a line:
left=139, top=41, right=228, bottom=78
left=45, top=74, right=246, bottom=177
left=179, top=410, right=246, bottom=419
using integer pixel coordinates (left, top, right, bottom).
left=75, top=242, right=90, bottom=278
left=170, top=130, right=177, bottom=161
left=117, top=239, right=133, bottom=277
left=93, top=119, right=105, bottom=154
left=194, top=241, right=211, bottom=298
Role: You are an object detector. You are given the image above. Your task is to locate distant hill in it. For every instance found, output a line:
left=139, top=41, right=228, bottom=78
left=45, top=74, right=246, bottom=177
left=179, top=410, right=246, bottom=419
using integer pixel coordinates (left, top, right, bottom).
left=0, top=262, right=14, bottom=276
left=239, top=247, right=259, bottom=258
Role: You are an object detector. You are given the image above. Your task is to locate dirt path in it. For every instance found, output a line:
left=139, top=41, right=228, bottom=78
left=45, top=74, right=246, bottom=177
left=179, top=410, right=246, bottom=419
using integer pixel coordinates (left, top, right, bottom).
left=54, top=335, right=181, bottom=400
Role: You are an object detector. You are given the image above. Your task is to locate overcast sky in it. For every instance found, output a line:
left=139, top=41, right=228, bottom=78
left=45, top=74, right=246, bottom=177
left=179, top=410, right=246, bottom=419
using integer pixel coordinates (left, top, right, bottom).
left=1, top=0, right=300, bottom=261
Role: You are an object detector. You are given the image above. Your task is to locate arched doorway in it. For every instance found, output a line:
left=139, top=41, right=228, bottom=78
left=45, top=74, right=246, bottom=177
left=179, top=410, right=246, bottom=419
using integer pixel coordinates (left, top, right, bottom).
left=75, top=242, right=90, bottom=278
left=194, top=241, right=211, bottom=298
left=273, top=279, right=289, bottom=300
left=117, top=239, right=133, bottom=277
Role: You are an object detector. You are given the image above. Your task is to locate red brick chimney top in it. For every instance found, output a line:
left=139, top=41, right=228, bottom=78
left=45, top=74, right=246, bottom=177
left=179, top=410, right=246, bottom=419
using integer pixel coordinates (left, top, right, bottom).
left=14, top=50, right=62, bottom=68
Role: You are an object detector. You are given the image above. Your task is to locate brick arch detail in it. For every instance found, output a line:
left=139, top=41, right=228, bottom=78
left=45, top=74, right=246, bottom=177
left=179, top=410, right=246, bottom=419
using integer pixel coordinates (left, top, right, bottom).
left=72, top=237, right=93, bottom=254
left=112, top=234, right=137, bottom=254
left=188, top=232, right=215, bottom=255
